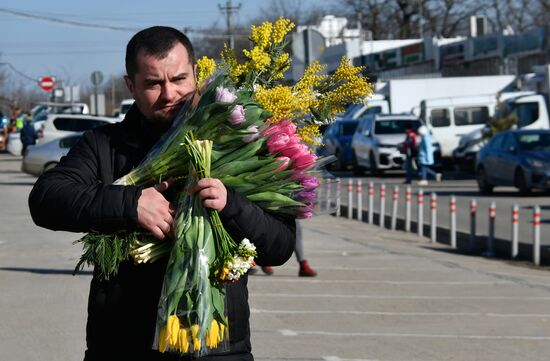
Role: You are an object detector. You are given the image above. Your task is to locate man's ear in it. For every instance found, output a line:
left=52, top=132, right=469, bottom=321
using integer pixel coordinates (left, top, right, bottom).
left=124, top=75, right=135, bottom=95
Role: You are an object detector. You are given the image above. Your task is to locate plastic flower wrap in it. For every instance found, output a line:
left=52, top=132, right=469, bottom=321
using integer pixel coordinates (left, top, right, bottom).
left=73, top=16, right=372, bottom=357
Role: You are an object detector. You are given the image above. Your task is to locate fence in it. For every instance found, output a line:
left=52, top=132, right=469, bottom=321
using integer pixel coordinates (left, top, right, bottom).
left=323, top=178, right=547, bottom=267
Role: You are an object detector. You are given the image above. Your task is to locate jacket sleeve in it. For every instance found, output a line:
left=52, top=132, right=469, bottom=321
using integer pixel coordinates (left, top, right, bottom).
left=28, top=130, right=142, bottom=233
left=219, top=187, right=296, bottom=267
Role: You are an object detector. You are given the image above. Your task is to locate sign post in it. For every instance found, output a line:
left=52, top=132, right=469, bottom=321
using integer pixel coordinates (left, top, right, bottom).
left=90, top=71, right=104, bottom=115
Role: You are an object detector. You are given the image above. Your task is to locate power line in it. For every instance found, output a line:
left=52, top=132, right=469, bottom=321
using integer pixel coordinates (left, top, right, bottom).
left=0, top=62, right=36, bottom=81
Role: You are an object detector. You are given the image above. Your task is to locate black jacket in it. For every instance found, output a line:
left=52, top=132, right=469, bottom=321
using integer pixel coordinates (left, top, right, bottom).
left=28, top=106, right=296, bottom=361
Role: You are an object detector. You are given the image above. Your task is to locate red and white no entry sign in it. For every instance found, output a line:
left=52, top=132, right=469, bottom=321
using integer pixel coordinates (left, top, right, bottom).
left=38, top=76, right=56, bottom=91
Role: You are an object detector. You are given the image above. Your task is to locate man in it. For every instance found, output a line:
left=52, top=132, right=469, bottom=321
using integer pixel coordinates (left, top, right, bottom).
left=28, top=26, right=296, bottom=361
left=20, top=115, right=38, bottom=156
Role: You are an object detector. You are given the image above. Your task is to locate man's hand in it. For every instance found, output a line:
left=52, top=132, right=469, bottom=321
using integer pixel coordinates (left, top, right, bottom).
left=188, top=178, right=227, bottom=212
left=137, top=179, right=175, bottom=240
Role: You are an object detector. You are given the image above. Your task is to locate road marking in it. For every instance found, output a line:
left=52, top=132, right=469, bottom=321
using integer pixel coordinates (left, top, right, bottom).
left=251, top=308, right=550, bottom=318
left=252, top=293, right=550, bottom=301
left=279, top=329, right=550, bottom=340
left=255, top=279, right=513, bottom=286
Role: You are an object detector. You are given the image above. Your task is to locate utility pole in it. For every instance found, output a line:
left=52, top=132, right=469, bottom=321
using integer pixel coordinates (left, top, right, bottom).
left=218, top=0, right=241, bottom=49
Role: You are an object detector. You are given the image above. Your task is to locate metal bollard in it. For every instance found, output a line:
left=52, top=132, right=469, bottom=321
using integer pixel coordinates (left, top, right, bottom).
left=417, top=189, right=424, bottom=237
left=533, top=205, right=541, bottom=266
left=485, top=202, right=496, bottom=257
left=379, top=184, right=386, bottom=227
left=336, top=178, right=341, bottom=217
left=391, top=186, right=399, bottom=231
left=326, top=179, right=332, bottom=214
left=347, top=179, right=353, bottom=220
left=368, top=181, right=374, bottom=224
left=511, top=204, right=519, bottom=259
left=430, top=193, right=437, bottom=243
left=469, top=199, right=477, bottom=251
left=450, top=195, right=457, bottom=248
left=405, top=186, right=412, bottom=232
left=357, top=180, right=363, bottom=222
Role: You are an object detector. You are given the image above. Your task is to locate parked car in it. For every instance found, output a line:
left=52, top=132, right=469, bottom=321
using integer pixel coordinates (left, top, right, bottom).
left=118, top=99, right=135, bottom=120
left=39, top=113, right=119, bottom=144
left=476, top=129, right=550, bottom=194
left=352, top=113, right=429, bottom=174
left=317, top=120, right=359, bottom=170
left=22, top=133, right=82, bottom=176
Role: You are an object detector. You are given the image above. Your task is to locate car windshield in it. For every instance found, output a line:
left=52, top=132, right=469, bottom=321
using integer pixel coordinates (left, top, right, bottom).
left=518, top=133, right=550, bottom=151
left=375, top=119, right=420, bottom=134
left=342, top=123, right=358, bottom=135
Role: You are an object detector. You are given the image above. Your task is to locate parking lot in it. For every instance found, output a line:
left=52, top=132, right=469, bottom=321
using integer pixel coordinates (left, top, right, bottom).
left=1, top=153, right=550, bottom=361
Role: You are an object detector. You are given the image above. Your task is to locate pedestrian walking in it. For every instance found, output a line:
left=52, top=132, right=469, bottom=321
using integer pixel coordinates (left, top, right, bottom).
left=416, top=125, right=441, bottom=186
left=401, top=127, right=418, bottom=184
left=261, top=220, right=317, bottom=277
left=28, top=26, right=296, bottom=361
left=20, top=116, right=38, bottom=156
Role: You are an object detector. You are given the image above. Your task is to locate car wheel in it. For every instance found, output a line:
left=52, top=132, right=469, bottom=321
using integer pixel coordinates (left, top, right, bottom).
left=43, top=162, right=58, bottom=173
left=514, top=168, right=530, bottom=195
left=476, top=166, right=493, bottom=194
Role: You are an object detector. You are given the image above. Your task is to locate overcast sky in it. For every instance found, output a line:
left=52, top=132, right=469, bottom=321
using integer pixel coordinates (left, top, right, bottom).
left=1, top=0, right=262, bottom=89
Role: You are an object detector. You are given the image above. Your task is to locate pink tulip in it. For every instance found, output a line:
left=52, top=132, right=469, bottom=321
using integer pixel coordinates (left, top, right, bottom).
left=280, top=143, right=309, bottom=160
left=275, top=156, right=290, bottom=171
left=266, top=133, right=290, bottom=154
left=297, top=190, right=317, bottom=202
left=242, top=125, right=260, bottom=143
left=262, top=119, right=297, bottom=137
left=229, top=105, right=245, bottom=125
left=292, top=153, right=317, bottom=171
left=294, top=174, right=319, bottom=190
left=216, top=86, right=237, bottom=103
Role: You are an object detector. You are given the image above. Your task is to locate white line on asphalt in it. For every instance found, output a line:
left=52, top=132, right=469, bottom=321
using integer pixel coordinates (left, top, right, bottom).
left=279, top=329, right=550, bottom=340
left=252, top=293, right=550, bottom=301
left=323, top=357, right=436, bottom=361
left=255, top=279, right=514, bottom=285
left=251, top=308, right=550, bottom=318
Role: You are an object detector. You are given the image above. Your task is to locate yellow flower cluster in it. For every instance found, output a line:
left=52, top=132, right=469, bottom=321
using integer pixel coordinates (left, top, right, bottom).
left=159, top=315, right=227, bottom=353
left=297, top=124, right=322, bottom=146
left=255, top=85, right=297, bottom=122
left=272, top=53, right=291, bottom=80
left=250, top=22, right=272, bottom=49
left=196, top=56, right=217, bottom=84
left=324, top=57, right=372, bottom=113
left=272, top=17, right=294, bottom=44
left=242, top=46, right=271, bottom=72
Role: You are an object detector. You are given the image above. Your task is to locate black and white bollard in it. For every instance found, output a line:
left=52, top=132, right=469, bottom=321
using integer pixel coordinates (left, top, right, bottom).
left=469, top=199, right=477, bottom=251
left=533, top=206, right=541, bottom=266
left=450, top=195, right=457, bottom=248
left=336, top=178, right=341, bottom=217
left=347, top=179, right=353, bottom=220
left=391, top=186, right=399, bottom=231
left=511, top=204, right=519, bottom=259
left=485, top=202, right=496, bottom=257
left=379, top=183, right=386, bottom=227
left=405, top=186, right=412, bottom=232
left=368, top=181, right=374, bottom=224
left=430, top=193, right=437, bottom=243
left=357, top=180, right=363, bottom=222
left=417, top=189, right=424, bottom=237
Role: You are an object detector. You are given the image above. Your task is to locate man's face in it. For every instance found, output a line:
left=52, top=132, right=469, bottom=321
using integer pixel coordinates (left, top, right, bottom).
left=124, top=43, right=196, bottom=124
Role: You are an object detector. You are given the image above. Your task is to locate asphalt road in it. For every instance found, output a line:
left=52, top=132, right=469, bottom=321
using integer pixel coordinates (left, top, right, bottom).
left=1, top=153, right=550, bottom=361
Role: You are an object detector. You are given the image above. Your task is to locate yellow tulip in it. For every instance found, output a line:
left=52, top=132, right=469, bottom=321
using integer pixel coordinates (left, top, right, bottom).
left=209, top=320, right=220, bottom=348
left=159, top=325, right=168, bottom=352
left=178, top=328, right=189, bottom=353
left=191, top=324, right=201, bottom=352
left=168, top=315, right=180, bottom=347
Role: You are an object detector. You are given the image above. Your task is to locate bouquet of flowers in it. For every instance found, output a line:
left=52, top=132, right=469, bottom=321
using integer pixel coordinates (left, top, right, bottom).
left=73, top=17, right=372, bottom=356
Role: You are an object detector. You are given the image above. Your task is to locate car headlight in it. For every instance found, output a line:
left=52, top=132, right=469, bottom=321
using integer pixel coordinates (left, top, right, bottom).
left=526, top=158, right=548, bottom=168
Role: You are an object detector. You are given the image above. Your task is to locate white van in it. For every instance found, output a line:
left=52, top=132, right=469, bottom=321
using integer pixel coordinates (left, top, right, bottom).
left=40, top=114, right=119, bottom=144
left=420, top=94, right=497, bottom=158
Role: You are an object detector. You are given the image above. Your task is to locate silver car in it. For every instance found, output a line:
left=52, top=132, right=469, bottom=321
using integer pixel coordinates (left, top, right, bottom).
left=352, top=114, right=421, bottom=174
left=21, top=134, right=82, bottom=176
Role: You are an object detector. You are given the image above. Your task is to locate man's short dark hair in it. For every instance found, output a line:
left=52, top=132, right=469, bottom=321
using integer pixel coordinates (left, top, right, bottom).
left=125, top=26, right=195, bottom=79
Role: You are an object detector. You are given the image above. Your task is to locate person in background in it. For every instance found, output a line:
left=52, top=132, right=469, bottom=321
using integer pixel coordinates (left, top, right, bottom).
left=402, top=127, right=418, bottom=184
left=20, top=115, right=38, bottom=156
left=261, top=220, right=317, bottom=277
left=416, top=125, right=441, bottom=186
